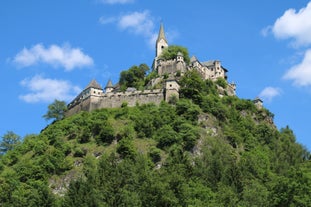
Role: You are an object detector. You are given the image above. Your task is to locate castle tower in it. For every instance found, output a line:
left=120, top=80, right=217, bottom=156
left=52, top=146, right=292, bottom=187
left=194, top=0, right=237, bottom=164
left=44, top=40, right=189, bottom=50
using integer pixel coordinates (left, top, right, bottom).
left=253, top=97, right=263, bottom=109
left=165, top=77, right=179, bottom=102
left=156, top=23, right=168, bottom=58
left=176, top=51, right=184, bottom=62
left=105, top=79, right=114, bottom=93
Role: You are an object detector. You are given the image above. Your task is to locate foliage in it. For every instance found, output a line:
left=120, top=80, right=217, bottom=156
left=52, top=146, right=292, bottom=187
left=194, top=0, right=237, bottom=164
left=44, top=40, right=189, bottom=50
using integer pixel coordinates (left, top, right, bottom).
left=0, top=70, right=311, bottom=206
left=43, top=99, right=67, bottom=121
left=159, top=45, right=190, bottom=64
left=215, top=77, right=227, bottom=88
left=0, top=131, right=21, bottom=154
left=119, top=63, right=150, bottom=91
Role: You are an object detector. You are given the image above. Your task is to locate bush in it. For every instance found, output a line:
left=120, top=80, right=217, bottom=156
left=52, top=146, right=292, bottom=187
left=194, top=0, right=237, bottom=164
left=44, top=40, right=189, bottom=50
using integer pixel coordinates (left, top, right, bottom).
left=215, top=78, right=227, bottom=88
left=117, top=138, right=137, bottom=159
left=149, top=146, right=161, bottom=163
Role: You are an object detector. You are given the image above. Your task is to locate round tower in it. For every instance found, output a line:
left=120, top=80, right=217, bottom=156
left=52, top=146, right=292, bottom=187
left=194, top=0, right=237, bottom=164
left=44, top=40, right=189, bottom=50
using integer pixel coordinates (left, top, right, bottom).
left=176, top=51, right=184, bottom=62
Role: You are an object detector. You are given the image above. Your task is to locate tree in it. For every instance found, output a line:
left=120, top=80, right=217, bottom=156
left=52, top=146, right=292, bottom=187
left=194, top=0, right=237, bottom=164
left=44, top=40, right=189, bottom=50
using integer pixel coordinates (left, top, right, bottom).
left=119, top=63, right=150, bottom=91
left=0, top=131, right=21, bottom=154
left=159, top=45, right=190, bottom=64
left=43, top=99, right=67, bottom=121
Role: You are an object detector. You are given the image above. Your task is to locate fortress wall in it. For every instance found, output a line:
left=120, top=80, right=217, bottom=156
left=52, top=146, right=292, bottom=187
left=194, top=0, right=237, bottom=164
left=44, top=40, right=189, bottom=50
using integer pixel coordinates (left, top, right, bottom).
left=91, top=90, right=165, bottom=110
left=66, top=89, right=166, bottom=116
left=65, top=98, right=91, bottom=117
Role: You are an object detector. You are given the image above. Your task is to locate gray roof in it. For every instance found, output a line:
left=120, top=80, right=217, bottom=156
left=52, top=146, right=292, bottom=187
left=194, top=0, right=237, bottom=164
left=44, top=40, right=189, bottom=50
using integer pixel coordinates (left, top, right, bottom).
left=177, top=51, right=183, bottom=56
left=85, top=79, right=102, bottom=90
left=156, top=23, right=168, bottom=44
left=202, top=61, right=215, bottom=67
left=253, top=97, right=263, bottom=103
left=105, top=79, right=114, bottom=88
left=190, top=56, right=198, bottom=62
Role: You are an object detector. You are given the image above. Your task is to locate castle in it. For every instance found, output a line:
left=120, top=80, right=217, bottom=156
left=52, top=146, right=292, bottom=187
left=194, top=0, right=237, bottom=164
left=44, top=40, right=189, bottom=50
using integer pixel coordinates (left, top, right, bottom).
left=66, top=24, right=236, bottom=116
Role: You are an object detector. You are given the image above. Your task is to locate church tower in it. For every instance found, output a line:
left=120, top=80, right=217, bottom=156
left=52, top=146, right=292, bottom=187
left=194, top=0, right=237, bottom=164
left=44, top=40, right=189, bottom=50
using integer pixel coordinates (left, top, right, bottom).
left=156, top=23, right=168, bottom=58
left=153, top=23, right=168, bottom=71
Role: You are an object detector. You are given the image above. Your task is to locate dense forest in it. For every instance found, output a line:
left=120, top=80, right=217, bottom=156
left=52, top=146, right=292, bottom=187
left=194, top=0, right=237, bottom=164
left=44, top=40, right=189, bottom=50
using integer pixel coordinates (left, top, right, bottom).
left=0, top=67, right=311, bottom=206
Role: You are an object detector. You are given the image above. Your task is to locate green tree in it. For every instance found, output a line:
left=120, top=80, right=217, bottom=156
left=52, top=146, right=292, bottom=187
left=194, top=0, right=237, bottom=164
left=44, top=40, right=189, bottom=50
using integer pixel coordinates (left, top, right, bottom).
left=119, top=63, right=150, bottom=91
left=43, top=99, right=67, bottom=121
left=0, top=131, right=21, bottom=154
left=160, top=45, right=190, bottom=64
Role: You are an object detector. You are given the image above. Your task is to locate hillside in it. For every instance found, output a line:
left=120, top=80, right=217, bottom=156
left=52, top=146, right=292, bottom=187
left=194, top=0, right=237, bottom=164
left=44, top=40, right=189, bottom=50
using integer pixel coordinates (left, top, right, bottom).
left=0, top=71, right=311, bottom=206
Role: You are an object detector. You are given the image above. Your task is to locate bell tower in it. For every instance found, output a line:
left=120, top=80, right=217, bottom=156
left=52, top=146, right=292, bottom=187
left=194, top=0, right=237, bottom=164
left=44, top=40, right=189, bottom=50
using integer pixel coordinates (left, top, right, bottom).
left=156, top=23, right=168, bottom=58
left=153, top=23, right=168, bottom=71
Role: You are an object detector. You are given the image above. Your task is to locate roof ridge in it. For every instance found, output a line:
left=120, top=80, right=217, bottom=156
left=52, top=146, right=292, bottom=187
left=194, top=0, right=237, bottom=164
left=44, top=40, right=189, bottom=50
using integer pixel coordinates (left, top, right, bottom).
left=85, top=79, right=102, bottom=90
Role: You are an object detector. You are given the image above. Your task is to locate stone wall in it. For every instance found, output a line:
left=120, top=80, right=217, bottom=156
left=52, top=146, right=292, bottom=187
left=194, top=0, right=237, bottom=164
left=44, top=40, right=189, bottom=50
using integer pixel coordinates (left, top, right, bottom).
left=65, top=98, right=92, bottom=117
left=95, top=89, right=164, bottom=109
left=66, top=89, right=165, bottom=116
left=157, top=59, right=187, bottom=75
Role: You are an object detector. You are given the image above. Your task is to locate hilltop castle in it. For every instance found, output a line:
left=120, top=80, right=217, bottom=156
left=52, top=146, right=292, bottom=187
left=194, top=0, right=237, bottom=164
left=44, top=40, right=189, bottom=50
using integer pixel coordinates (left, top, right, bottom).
left=66, top=24, right=236, bottom=116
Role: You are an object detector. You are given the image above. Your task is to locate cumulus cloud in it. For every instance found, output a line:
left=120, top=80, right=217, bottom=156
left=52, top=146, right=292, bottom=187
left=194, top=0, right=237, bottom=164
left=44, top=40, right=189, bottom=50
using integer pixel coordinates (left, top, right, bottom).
left=99, top=10, right=158, bottom=47
left=259, top=87, right=282, bottom=102
left=118, top=11, right=154, bottom=36
left=268, top=2, right=311, bottom=47
left=19, top=75, right=81, bottom=103
left=13, top=44, right=93, bottom=71
left=99, top=0, right=134, bottom=4
left=283, top=49, right=311, bottom=86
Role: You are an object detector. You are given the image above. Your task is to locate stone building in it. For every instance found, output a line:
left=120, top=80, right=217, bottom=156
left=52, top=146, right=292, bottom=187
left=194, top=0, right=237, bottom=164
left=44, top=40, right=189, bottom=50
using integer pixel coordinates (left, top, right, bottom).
left=66, top=24, right=236, bottom=116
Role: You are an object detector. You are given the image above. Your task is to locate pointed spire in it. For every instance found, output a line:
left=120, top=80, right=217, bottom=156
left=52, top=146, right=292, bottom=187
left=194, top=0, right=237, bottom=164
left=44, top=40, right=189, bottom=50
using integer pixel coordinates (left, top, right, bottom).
left=105, top=79, right=113, bottom=89
left=157, top=23, right=167, bottom=44
left=85, top=79, right=102, bottom=90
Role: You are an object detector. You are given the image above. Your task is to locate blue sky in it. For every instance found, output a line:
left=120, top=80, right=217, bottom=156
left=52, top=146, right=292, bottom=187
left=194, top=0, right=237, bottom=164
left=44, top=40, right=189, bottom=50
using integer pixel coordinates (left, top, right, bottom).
left=1, top=0, right=311, bottom=150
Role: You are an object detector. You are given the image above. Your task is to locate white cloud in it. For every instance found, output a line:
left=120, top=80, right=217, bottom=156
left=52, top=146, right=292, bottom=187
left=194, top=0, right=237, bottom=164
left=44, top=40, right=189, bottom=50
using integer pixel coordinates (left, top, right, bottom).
left=13, top=44, right=93, bottom=71
left=283, top=49, right=311, bottom=86
left=99, top=10, right=159, bottom=48
left=259, top=87, right=282, bottom=102
left=99, top=0, right=134, bottom=4
left=99, top=16, right=117, bottom=24
left=118, top=10, right=155, bottom=37
left=270, top=2, right=311, bottom=47
left=19, top=75, right=81, bottom=103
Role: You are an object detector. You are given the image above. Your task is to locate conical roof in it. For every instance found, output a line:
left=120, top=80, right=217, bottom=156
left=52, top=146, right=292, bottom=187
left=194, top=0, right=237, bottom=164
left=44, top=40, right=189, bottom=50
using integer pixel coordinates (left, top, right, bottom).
left=156, top=23, right=168, bottom=44
left=190, top=56, right=198, bottom=63
left=85, top=79, right=102, bottom=90
left=105, top=79, right=114, bottom=88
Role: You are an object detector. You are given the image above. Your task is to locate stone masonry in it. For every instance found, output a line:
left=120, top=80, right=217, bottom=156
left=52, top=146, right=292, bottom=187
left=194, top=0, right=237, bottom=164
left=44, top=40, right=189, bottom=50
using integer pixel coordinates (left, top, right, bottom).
left=66, top=23, right=236, bottom=116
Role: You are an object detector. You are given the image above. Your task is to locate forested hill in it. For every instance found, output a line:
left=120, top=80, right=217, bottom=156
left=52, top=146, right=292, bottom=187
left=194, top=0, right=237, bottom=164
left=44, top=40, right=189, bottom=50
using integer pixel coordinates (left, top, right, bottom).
left=1, top=70, right=311, bottom=206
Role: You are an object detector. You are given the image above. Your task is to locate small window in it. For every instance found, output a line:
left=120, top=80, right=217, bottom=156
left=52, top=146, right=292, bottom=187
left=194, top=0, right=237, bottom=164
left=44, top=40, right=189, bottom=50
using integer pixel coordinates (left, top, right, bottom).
left=170, top=84, right=172, bottom=87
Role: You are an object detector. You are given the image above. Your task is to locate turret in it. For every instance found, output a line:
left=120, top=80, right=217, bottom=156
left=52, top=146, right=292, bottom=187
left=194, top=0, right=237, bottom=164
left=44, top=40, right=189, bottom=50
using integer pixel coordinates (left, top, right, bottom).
left=86, top=79, right=102, bottom=96
left=165, top=77, right=179, bottom=102
left=176, top=52, right=184, bottom=62
left=253, top=97, right=263, bottom=109
left=105, top=79, right=114, bottom=93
